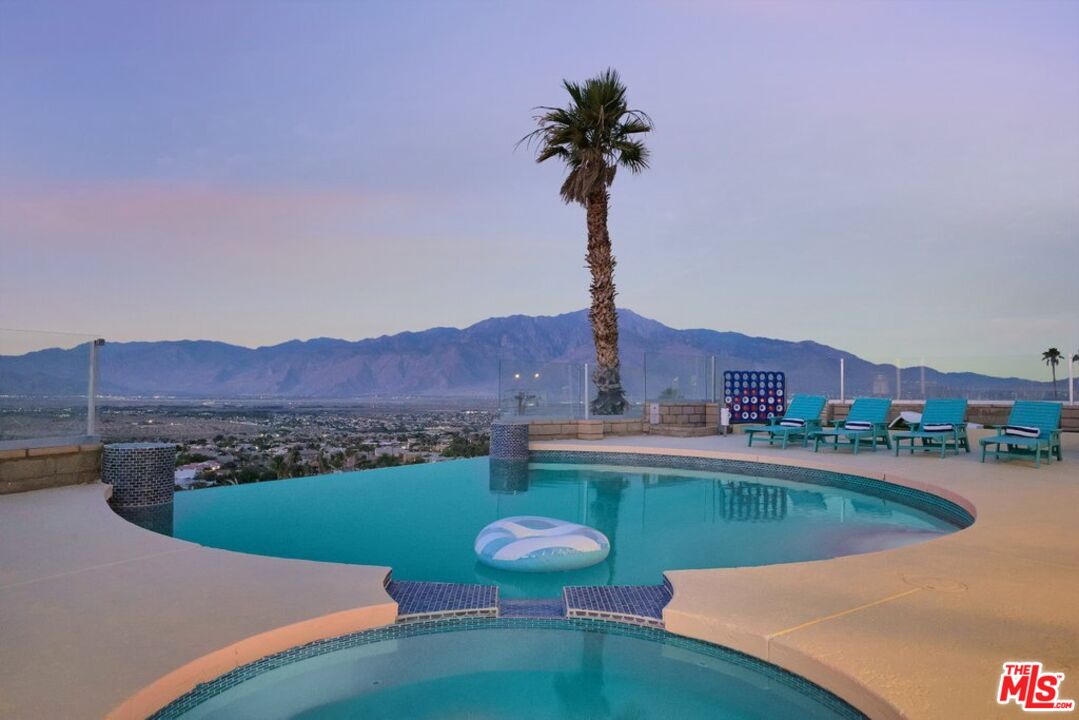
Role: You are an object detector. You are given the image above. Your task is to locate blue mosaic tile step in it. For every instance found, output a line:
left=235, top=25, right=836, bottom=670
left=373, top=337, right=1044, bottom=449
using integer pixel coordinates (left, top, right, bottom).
left=387, top=580, right=498, bottom=621
left=564, top=582, right=673, bottom=628
left=499, top=598, right=566, bottom=618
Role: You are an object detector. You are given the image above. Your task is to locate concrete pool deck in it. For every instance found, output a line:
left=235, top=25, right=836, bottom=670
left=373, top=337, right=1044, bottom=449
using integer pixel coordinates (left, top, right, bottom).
left=0, top=429, right=1075, bottom=718
left=0, top=484, right=397, bottom=720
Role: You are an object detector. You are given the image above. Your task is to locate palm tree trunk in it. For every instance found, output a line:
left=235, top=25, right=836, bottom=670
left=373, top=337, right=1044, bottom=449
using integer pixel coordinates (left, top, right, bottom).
left=585, top=189, right=626, bottom=415
left=1052, top=364, right=1058, bottom=399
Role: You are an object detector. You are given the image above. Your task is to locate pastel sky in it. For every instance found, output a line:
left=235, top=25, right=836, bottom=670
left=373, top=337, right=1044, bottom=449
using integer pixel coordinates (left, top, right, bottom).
left=1, top=0, right=1077, bottom=378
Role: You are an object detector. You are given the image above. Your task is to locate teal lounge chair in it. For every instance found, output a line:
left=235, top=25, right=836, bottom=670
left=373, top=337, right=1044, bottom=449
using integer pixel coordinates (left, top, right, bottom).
left=744, top=395, right=827, bottom=449
left=812, top=397, right=892, bottom=454
left=891, top=399, right=969, bottom=458
left=979, top=401, right=1062, bottom=468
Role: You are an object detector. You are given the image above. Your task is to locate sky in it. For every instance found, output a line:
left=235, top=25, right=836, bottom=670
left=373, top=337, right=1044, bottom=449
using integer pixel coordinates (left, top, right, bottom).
left=1, top=0, right=1077, bottom=378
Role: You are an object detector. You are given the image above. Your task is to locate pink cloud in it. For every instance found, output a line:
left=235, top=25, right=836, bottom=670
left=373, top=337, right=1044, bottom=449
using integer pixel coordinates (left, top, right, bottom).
left=0, top=182, right=421, bottom=254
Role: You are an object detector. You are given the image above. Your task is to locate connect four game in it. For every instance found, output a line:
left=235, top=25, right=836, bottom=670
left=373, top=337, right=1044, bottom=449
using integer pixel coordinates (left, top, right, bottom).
left=723, top=371, right=785, bottom=423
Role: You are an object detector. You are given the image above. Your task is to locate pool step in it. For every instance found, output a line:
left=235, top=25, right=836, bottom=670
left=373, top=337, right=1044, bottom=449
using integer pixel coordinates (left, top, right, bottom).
left=498, top=598, right=566, bottom=619
left=563, top=582, right=673, bottom=628
left=387, top=578, right=673, bottom=628
left=387, top=580, right=498, bottom=622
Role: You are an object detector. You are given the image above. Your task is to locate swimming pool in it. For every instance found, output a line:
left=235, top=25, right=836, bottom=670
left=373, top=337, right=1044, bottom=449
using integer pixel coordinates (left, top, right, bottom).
left=130, top=454, right=971, bottom=599
left=152, top=618, right=868, bottom=719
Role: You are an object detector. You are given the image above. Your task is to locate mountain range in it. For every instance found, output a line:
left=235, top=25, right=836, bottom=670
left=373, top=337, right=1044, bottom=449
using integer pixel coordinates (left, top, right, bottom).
left=0, top=309, right=1052, bottom=401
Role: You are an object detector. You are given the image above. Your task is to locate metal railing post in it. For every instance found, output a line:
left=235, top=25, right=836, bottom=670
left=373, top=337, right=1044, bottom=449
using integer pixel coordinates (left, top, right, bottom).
left=642, top=353, right=648, bottom=405
left=710, top=355, right=717, bottom=402
left=1069, top=352, right=1075, bottom=405
left=839, top=357, right=845, bottom=403
left=87, top=338, right=104, bottom=437
left=583, top=363, right=590, bottom=420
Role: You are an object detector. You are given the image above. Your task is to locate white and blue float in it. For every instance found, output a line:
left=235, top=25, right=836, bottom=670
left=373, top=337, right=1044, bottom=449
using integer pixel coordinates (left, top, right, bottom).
left=474, top=516, right=610, bottom=572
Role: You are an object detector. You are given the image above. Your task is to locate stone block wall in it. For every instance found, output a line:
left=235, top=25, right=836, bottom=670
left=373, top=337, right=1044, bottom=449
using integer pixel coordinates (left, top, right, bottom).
left=602, top=417, right=644, bottom=436
left=526, top=417, right=645, bottom=441
left=1064, top=406, right=1079, bottom=433
left=827, top=401, right=1078, bottom=432
left=652, top=402, right=709, bottom=426
left=643, top=402, right=720, bottom=437
left=0, top=443, right=102, bottom=495
left=518, top=401, right=1078, bottom=443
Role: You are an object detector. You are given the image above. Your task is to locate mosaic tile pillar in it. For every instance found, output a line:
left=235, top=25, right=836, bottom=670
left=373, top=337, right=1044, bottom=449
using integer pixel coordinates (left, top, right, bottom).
left=112, top=503, right=175, bottom=536
left=490, top=421, right=530, bottom=460
left=103, top=442, right=177, bottom=509
left=489, top=458, right=530, bottom=494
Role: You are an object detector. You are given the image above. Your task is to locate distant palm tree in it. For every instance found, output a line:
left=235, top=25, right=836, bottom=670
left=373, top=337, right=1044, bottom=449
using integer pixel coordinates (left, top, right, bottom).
left=1042, top=348, right=1062, bottom=399
left=270, top=454, right=288, bottom=480
left=521, top=68, right=653, bottom=415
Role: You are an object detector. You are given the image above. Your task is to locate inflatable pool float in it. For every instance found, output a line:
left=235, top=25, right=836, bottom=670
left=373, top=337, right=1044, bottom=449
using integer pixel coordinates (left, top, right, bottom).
left=474, top=516, right=610, bottom=572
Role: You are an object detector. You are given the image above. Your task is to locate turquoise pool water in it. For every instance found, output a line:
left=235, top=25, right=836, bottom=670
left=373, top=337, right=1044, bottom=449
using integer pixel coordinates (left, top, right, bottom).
left=148, top=458, right=966, bottom=598
left=154, top=619, right=867, bottom=719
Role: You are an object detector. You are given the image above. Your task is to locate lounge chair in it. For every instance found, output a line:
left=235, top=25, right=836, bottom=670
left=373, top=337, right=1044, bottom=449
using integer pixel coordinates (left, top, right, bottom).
left=979, top=401, right=1062, bottom=468
left=744, top=395, right=827, bottom=449
left=891, top=399, right=969, bottom=458
left=811, top=397, right=892, bottom=454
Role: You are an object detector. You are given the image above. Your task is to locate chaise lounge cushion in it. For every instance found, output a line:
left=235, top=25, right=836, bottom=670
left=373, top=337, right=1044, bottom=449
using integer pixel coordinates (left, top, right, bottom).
left=844, top=420, right=872, bottom=431
left=922, top=423, right=954, bottom=432
left=1003, top=424, right=1040, bottom=439
left=779, top=418, right=805, bottom=428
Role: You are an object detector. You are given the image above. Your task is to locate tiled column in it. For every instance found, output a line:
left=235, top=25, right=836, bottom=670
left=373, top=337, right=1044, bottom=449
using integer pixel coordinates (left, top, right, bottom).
left=103, top=442, right=177, bottom=509
left=490, top=421, right=530, bottom=460
left=489, top=458, right=529, bottom=493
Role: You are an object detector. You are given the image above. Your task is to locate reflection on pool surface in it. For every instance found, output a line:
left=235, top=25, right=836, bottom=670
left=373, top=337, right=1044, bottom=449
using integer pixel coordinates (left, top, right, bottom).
left=128, top=458, right=969, bottom=598
left=154, top=619, right=867, bottom=720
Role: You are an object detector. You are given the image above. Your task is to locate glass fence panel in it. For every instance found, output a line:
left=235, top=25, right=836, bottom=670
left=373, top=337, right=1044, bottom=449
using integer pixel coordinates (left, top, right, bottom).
left=829, top=352, right=1079, bottom=403
left=894, top=354, right=1078, bottom=402
left=643, top=353, right=712, bottom=402
left=0, top=329, right=101, bottom=444
left=498, top=360, right=585, bottom=419
left=595, top=356, right=645, bottom=418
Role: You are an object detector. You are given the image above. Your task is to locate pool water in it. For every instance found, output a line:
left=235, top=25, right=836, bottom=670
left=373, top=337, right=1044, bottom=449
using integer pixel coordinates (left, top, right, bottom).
left=154, top=619, right=867, bottom=720
left=150, top=458, right=966, bottom=598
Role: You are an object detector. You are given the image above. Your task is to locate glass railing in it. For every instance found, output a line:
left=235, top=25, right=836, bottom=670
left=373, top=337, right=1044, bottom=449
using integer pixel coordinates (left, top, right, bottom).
left=496, top=359, right=648, bottom=419
left=587, top=357, right=645, bottom=418
left=890, top=354, right=1077, bottom=402
left=497, top=360, right=586, bottom=419
left=643, top=353, right=713, bottom=402
left=828, top=352, right=1079, bottom=403
left=0, top=329, right=105, bottom=446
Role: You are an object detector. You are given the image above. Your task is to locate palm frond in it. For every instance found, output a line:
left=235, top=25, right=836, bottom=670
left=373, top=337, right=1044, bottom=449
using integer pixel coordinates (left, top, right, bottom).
left=521, top=68, right=653, bottom=204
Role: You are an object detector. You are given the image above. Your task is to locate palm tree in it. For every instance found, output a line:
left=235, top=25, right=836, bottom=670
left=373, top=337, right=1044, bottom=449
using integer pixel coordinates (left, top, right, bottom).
left=1042, top=348, right=1062, bottom=399
left=521, top=68, right=653, bottom=415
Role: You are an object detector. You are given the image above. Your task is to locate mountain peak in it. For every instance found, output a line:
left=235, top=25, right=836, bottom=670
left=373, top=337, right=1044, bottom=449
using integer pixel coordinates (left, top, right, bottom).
left=0, top=311, right=1047, bottom=399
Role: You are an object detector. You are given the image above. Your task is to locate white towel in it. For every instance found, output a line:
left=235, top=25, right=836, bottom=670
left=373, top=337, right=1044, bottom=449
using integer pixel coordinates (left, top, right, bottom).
left=1003, top=424, right=1040, bottom=439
